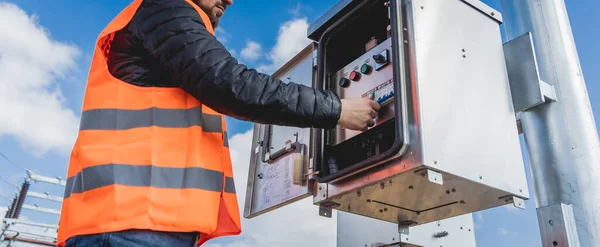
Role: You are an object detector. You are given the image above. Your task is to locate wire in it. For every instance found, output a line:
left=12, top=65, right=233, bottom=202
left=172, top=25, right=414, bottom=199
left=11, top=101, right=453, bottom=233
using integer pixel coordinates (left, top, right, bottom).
left=0, top=151, right=29, bottom=188
left=0, top=194, right=12, bottom=202
left=0, top=151, right=28, bottom=171
left=0, top=176, right=20, bottom=189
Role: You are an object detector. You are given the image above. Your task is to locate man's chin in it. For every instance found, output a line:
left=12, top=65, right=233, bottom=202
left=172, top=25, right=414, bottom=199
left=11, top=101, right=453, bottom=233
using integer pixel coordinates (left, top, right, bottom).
left=210, top=15, right=220, bottom=28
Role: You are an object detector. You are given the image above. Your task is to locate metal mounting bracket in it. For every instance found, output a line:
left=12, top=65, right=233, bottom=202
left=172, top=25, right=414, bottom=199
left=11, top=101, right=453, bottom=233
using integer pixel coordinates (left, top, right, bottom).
left=503, top=32, right=557, bottom=113
left=516, top=113, right=523, bottom=134
left=397, top=220, right=418, bottom=235
left=416, top=169, right=443, bottom=185
left=500, top=195, right=526, bottom=210
left=319, top=206, right=332, bottom=218
left=318, top=201, right=340, bottom=218
left=537, top=203, right=580, bottom=247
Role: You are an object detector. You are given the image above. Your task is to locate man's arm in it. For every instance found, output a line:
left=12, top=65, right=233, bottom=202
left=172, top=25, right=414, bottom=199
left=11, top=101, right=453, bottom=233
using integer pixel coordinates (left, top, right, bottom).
left=130, top=0, right=341, bottom=128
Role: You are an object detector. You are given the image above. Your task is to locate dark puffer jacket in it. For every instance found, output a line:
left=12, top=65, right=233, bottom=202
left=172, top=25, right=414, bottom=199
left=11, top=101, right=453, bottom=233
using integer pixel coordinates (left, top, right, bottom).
left=106, top=0, right=341, bottom=129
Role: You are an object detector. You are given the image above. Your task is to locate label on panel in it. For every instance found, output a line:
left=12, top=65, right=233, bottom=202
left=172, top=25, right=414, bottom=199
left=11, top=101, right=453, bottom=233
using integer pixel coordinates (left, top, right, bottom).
left=259, top=152, right=303, bottom=208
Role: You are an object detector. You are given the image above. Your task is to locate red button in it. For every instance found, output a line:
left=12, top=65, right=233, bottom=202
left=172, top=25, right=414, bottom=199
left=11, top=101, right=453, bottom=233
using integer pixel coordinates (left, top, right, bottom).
left=349, top=71, right=361, bottom=81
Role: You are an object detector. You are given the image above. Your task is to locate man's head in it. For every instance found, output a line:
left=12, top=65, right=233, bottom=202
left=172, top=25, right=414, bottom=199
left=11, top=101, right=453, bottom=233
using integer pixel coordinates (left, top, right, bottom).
left=193, top=0, right=232, bottom=28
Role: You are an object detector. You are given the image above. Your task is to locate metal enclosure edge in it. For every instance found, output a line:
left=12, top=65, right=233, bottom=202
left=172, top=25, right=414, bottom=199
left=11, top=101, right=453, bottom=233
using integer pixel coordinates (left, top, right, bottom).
left=243, top=43, right=318, bottom=219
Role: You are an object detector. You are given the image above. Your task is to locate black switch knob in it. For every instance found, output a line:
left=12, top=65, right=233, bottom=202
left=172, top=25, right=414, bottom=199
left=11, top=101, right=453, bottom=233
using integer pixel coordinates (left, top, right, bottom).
left=339, top=77, right=351, bottom=88
left=373, top=54, right=386, bottom=64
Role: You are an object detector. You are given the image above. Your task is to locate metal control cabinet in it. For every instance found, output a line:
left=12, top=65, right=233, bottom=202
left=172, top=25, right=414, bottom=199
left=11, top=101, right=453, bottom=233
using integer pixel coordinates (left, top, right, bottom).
left=244, top=0, right=529, bottom=229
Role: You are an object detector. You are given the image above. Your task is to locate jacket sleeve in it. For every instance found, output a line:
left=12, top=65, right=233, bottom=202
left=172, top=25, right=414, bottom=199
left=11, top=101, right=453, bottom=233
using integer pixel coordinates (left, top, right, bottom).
left=130, top=0, right=341, bottom=129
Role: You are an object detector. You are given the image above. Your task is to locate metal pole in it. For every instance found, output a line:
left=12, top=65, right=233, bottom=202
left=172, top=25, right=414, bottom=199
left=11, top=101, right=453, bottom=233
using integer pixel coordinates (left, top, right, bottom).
left=500, top=0, right=600, bottom=246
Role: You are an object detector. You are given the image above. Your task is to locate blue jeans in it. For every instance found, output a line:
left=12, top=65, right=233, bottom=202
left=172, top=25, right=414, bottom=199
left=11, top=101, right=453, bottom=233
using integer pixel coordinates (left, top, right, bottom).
left=64, top=229, right=200, bottom=247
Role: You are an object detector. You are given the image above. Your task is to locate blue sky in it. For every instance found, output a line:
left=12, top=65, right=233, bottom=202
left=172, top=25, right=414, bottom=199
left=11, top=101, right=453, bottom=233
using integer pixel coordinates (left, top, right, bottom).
left=0, top=0, right=598, bottom=246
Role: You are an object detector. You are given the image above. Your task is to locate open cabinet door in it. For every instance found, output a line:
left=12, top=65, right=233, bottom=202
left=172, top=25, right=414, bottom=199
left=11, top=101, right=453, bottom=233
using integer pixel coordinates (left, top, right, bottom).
left=243, top=43, right=318, bottom=219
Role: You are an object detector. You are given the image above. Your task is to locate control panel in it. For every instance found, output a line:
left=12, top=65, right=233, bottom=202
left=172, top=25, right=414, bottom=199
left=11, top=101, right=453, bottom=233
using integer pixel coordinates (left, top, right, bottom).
left=311, top=0, right=404, bottom=183
left=324, top=37, right=396, bottom=175
left=337, top=38, right=394, bottom=107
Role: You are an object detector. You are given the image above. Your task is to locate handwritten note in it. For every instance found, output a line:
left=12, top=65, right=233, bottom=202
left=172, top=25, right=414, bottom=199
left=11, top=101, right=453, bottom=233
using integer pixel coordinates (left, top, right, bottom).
left=259, top=153, right=301, bottom=208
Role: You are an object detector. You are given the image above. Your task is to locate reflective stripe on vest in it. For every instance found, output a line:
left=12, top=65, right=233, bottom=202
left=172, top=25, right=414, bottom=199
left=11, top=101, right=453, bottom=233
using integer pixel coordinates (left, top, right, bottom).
left=63, top=164, right=237, bottom=199
left=56, top=0, right=241, bottom=246
left=79, top=107, right=224, bottom=132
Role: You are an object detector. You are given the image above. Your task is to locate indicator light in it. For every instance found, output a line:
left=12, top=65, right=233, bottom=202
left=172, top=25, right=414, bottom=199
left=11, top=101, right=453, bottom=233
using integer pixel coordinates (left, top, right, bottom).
left=360, top=64, right=372, bottom=74
left=349, top=71, right=361, bottom=81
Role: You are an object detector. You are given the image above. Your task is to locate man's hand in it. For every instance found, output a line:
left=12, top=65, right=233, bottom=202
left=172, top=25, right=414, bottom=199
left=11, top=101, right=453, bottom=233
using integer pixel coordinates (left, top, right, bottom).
left=338, top=95, right=381, bottom=131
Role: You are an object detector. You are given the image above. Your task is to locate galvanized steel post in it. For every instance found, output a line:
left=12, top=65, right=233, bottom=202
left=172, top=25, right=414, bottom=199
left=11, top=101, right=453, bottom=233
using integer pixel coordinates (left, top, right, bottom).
left=501, top=0, right=600, bottom=246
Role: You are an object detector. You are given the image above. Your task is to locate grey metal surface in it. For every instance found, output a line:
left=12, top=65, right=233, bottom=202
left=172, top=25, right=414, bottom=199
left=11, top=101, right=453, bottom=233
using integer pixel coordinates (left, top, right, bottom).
left=307, top=0, right=356, bottom=41
left=537, top=204, right=581, bottom=247
left=314, top=0, right=528, bottom=227
left=400, top=214, right=477, bottom=247
left=262, top=45, right=316, bottom=161
left=336, top=211, right=476, bottom=247
left=501, top=0, right=600, bottom=246
left=336, top=211, right=400, bottom=247
left=503, top=32, right=549, bottom=112
left=540, top=80, right=557, bottom=102
left=460, top=0, right=503, bottom=23
left=317, top=167, right=525, bottom=226
left=243, top=44, right=316, bottom=218
left=412, top=0, right=526, bottom=196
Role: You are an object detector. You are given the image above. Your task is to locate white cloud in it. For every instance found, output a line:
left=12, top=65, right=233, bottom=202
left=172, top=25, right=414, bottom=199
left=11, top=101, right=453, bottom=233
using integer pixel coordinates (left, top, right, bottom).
left=476, top=212, right=484, bottom=222
left=474, top=212, right=484, bottom=229
left=214, top=27, right=238, bottom=59
left=215, top=27, right=232, bottom=43
left=288, top=3, right=305, bottom=18
left=0, top=2, right=80, bottom=157
left=256, top=18, right=312, bottom=74
left=204, top=130, right=337, bottom=247
left=497, top=227, right=518, bottom=237
left=240, top=40, right=262, bottom=63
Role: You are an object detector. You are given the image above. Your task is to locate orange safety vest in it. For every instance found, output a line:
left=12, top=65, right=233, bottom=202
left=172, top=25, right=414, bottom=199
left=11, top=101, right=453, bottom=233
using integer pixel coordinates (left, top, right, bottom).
left=57, top=0, right=241, bottom=246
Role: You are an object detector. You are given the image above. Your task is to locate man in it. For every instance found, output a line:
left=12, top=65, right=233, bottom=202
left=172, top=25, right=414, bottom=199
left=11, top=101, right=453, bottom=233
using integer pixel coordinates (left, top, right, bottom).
left=58, top=0, right=380, bottom=246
